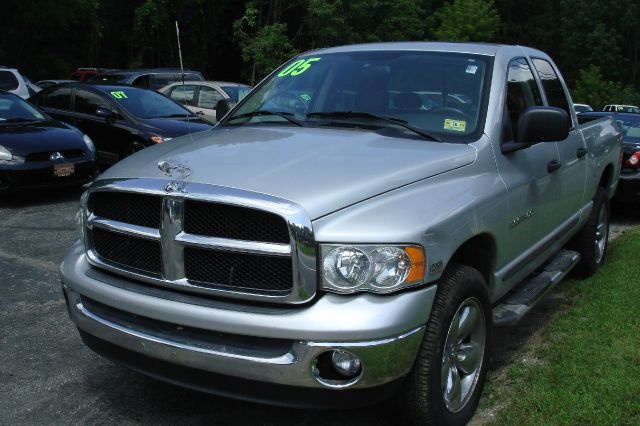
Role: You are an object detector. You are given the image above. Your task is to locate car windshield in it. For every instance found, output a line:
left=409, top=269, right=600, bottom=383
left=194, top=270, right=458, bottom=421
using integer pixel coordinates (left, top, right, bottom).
left=104, top=88, right=195, bottom=119
left=615, top=117, right=640, bottom=139
left=221, top=86, right=252, bottom=102
left=0, top=95, right=47, bottom=124
left=225, top=50, right=491, bottom=141
left=92, top=74, right=129, bottom=84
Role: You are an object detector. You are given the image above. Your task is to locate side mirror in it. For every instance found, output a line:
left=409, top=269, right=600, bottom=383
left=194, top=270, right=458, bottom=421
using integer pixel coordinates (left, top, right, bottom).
left=502, top=107, right=569, bottom=153
left=95, top=107, right=112, bottom=119
left=216, top=99, right=231, bottom=120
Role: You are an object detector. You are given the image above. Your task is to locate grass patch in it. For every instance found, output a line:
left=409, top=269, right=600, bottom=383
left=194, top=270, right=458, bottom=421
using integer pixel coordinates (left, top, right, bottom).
left=489, top=228, right=640, bottom=425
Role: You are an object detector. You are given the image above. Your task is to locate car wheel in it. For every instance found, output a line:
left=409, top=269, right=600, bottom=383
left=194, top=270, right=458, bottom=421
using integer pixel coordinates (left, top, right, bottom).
left=572, top=187, right=609, bottom=277
left=396, top=263, right=491, bottom=426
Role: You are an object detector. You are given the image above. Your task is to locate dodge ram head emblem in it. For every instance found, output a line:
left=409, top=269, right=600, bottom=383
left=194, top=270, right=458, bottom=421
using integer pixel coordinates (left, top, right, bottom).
left=158, top=160, right=192, bottom=179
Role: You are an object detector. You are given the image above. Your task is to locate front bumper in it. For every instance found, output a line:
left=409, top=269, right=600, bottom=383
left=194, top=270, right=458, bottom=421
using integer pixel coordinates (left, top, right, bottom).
left=61, top=241, right=437, bottom=407
left=0, top=158, right=97, bottom=192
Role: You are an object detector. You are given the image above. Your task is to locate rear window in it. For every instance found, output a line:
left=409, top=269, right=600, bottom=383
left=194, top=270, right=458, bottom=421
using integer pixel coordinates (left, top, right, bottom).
left=0, top=71, right=19, bottom=90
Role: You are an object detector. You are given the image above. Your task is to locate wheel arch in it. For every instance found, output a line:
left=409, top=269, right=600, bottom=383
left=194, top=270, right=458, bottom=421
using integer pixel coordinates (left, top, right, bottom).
left=447, top=233, right=496, bottom=288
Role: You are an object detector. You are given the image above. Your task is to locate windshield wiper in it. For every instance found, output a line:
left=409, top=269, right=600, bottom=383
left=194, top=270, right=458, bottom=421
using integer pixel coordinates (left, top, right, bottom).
left=306, top=111, right=442, bottom=142
left=1, top=118, right=38, bottom=124
left=153, top=113, right=192, bottom=118
left=226, top=110, right=304, bottom=127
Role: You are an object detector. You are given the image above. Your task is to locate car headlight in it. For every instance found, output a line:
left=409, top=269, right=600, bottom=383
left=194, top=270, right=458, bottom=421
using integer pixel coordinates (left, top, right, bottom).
left=320, top=244, right=425, bottom=294
left=150, top=135, right=172, bottom=144
left=83, top=134, right=96, bottom=153
left=0, top=145, right=13, bottom=161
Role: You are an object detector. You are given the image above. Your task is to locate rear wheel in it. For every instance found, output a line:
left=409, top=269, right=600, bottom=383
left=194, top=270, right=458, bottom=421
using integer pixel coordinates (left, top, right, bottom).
left=572, top=188, right=609, bottom=277
left=396, top=263, right=491, bottom=426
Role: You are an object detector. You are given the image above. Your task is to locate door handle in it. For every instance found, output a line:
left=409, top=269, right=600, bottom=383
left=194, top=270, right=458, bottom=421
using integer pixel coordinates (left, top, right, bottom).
left=196, top=111, right=205, bottom=116
left=576, top=147, right=587, bottom=158
left=547, top=159, right=562, bottom=173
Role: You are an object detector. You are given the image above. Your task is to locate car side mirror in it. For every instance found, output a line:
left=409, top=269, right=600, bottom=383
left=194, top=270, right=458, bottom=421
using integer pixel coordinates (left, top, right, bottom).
left=216, top=99, right=231, bottom=120
left=95, top=107, right=112, bottom=119
left=502, top=107, right=570, bottom=153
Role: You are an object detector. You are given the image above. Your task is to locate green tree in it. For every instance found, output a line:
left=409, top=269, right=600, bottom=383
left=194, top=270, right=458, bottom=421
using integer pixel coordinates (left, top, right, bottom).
left=572, top=65, right=640, bottom=110
left=432, top=0, right=499, bottom=42
left=233, top=2, right=298, bottom=84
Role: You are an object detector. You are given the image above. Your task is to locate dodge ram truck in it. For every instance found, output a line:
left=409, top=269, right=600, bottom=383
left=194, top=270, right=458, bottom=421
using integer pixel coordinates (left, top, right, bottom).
left=61, top=42, right=621, bottom=425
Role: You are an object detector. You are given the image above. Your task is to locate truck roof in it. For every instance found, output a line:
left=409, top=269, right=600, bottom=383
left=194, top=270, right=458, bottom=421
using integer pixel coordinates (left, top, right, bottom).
left=308, top=42, right=547, bottom=58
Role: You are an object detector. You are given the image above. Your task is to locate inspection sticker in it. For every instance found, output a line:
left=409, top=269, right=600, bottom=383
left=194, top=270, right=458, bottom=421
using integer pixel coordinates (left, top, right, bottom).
left=444, top=119, right=467, bottom=132
left=466, top=65, right=478, bottom=74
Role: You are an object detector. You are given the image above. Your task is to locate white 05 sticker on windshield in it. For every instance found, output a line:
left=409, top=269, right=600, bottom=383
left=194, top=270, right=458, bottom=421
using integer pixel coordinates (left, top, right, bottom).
left=444, top=119, right=466, bottom=132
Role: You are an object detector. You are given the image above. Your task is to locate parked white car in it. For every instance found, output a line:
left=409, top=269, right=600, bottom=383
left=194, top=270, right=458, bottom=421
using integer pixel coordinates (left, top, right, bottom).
left=0, top=67, right=33, bottom=99
left=603, top=104, right=640, bottom=113
left=159, top=81, right=251, bottom=123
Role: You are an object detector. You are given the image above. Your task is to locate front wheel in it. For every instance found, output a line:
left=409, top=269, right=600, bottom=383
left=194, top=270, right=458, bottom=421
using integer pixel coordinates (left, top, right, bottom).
left=396, top=263, right=491, bottom=426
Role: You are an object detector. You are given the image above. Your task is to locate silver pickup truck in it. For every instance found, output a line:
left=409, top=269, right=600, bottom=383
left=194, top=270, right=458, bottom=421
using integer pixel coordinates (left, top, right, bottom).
left=61, top=43, right=621, bottom=425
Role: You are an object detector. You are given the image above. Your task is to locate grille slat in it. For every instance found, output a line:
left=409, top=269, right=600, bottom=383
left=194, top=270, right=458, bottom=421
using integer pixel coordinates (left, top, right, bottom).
left=89, top=192, right=162, bottom=228
left=184, top=200, right=290, bottom=244
left=92, top=228, right=162, bottom=276
left=184, top=247, right=293, bottom=293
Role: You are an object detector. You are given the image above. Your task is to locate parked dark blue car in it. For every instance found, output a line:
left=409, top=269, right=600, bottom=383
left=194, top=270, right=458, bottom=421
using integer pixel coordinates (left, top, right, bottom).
left=581, top=111, right=640, bottom=202
left=29, top=83, right=213, bottom=165
left=0, top=91, right=97, bottom=193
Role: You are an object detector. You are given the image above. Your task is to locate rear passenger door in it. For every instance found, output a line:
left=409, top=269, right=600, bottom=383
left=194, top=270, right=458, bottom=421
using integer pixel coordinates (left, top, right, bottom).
left=531, top=58, right=588, bottom=217
left=192, top=86, right=225, bottom=122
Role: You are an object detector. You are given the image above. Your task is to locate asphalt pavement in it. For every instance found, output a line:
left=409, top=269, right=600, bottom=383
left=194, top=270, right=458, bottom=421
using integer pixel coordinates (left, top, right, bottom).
left=1, top=188, right=637, bottom=425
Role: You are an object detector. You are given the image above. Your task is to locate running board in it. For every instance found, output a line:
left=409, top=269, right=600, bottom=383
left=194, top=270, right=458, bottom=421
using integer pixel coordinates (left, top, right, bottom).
left=492, top=250, right=581, bottom=327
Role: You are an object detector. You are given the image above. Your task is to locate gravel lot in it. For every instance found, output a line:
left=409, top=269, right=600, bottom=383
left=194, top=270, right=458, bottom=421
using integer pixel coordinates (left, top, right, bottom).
left=1, top=188, right=637, bottom=425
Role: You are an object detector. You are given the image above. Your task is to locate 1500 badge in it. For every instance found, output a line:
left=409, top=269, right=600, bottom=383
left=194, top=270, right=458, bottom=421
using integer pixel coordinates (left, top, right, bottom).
left=510, top=209, right=534, bottom=229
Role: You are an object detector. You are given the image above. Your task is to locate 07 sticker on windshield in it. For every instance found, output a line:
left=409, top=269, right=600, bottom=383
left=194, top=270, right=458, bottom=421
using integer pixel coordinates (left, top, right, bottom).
left=444, top=119, right=466, bottom=132
left=277, top=58, right=321, bottom=77
left=110, top=91, right=128, bottom=99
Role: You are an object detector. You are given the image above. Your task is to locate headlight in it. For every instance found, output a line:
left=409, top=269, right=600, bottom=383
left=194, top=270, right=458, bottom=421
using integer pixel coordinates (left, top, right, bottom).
left=150, top=135, right=172, bottom=144
left=0, top=145, right=13, bottom=161
left=83, top=134, right=96, bottom=153
left=321, top=244, right=425, bottom=294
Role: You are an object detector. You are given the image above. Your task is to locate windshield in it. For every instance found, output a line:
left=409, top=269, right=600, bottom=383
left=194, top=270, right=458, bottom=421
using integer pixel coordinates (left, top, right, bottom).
left=221, top=86, right=252, bottom=102
left=105, top=88, right=195, bottom=119
left=0, top=95, right=47, bottom=124
left=92, top=74, right=128, bottom=84
left=615, top=117, right=640, bottom=139
left=226, top=51, right=491, bottom=140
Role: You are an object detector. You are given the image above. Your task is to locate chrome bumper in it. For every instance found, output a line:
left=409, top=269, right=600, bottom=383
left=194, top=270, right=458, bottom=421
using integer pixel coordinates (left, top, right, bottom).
left=61, top=240, right=436, bottom=391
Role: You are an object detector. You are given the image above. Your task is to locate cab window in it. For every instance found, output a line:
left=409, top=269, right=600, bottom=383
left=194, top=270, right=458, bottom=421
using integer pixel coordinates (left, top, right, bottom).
left=44, top=87, right=72, bottom=110
left=504, top=57, right=543, bottom=141
left=531, top=58, right=572, bottom=126
left=198, top=87, right=225, bottom=109
left=75, top=90, right=109, bottom=115
left=168, top=85, right=197, bottom=105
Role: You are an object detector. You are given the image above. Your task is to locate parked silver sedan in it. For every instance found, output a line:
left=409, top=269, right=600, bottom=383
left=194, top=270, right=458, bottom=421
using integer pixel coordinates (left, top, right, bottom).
left=159, top=81, right=251, bottom=123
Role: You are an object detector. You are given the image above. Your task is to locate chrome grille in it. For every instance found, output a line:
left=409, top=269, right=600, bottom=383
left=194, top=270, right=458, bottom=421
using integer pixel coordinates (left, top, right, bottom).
left=84, top=179, right=317, bottom=304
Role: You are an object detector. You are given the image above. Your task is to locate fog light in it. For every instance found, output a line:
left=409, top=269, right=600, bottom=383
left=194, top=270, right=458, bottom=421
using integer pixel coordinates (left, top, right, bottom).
left=331, top=350, right=362, bottom=377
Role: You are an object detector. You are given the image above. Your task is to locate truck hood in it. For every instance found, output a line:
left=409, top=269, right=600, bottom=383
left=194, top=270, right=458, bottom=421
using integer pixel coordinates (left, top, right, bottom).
left=99, top=126, right=477, bottom=219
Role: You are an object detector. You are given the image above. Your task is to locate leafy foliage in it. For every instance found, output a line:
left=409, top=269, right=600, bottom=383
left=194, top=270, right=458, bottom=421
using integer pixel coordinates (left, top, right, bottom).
left=432, top=0, right=500, bottom=42
left=1, top=0, right=639, bottom=107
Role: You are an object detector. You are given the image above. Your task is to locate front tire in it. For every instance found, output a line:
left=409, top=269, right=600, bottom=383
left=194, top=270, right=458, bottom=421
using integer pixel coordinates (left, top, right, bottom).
left=396, top=263, right=491, bottom=426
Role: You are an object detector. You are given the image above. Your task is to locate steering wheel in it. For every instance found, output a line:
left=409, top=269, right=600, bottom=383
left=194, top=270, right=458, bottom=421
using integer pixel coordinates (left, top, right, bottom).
left=267, top=92, right=308, bottom=115
left=427, top=107, right=471, bottom=119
